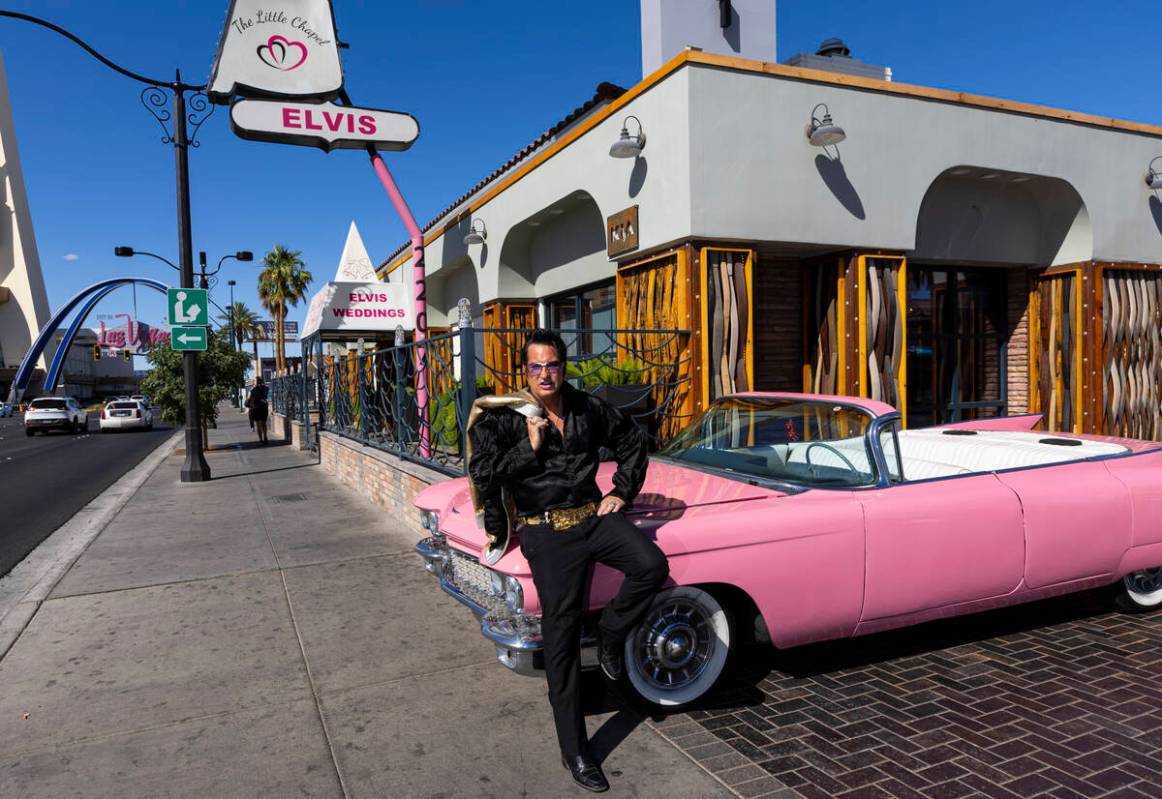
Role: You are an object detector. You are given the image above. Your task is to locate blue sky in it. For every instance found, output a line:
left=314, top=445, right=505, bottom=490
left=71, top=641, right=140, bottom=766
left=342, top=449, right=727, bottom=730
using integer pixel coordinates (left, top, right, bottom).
left=2, top=0, right=1160, bottom=363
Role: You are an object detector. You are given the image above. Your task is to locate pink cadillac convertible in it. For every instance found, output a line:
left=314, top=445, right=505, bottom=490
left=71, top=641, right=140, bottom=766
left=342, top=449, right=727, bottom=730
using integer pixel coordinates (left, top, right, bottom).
left=414, top=393, right=1162, bottom=708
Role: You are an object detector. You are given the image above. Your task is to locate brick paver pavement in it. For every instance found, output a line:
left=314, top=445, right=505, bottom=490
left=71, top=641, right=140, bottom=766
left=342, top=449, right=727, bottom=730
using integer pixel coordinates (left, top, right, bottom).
left=647, top=587, right=1162, bottom=798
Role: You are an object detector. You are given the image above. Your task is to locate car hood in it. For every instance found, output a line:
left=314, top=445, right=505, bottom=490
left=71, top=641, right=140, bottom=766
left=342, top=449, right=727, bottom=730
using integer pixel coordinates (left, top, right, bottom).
left=417, top=458, right=778, bottom=563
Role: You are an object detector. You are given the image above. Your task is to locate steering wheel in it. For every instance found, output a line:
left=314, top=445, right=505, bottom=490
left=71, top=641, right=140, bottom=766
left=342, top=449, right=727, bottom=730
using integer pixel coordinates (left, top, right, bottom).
left=803, top=442, right=859, bottom=474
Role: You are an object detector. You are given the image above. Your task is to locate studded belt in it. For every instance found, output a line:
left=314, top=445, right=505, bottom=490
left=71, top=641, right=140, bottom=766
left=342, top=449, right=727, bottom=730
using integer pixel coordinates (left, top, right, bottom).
left=519, top=502, right=597, bottom=531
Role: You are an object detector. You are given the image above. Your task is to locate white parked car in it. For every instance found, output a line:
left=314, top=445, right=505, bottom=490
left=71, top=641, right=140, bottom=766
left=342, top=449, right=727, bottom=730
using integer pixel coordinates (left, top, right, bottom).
left=100, top=400, right=153, bottom=432
left=25, top=397, right=87, bottom=436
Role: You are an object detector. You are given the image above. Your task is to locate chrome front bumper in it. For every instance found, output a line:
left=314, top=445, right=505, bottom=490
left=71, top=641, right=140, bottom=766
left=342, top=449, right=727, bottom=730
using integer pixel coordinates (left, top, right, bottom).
left=415, top=536, right=544, bottom=676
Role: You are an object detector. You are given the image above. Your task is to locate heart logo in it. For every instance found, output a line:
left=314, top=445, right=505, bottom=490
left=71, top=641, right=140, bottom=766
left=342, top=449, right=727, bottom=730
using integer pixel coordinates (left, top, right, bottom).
left=256, top=35, right=308, bottom=71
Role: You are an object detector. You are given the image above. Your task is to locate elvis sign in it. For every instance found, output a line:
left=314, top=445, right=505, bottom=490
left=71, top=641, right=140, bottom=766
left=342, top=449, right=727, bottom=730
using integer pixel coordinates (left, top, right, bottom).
left=208, top=0, right=344, bottom=104
left=230, top=98, right=420, bottom=152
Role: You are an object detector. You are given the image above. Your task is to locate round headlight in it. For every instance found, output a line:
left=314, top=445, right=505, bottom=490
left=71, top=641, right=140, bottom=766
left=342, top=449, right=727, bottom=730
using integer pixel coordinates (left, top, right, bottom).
left=490, top=571, right=506, bottom=597
left=504, top=576, right=523, bottom=612
left=419, top=510, right=439, bottom=532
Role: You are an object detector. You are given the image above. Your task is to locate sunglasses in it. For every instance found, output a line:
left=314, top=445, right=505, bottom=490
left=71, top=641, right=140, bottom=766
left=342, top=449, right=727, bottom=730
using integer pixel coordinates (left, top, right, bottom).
left=526, top=360, right=564, bottom=377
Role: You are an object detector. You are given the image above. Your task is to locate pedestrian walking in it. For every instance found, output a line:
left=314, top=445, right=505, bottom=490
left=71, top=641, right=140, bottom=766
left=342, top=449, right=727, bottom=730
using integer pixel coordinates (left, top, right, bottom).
left=468, top=329, right=669, bottom=793
left=248, top=375, right=269, bottom=443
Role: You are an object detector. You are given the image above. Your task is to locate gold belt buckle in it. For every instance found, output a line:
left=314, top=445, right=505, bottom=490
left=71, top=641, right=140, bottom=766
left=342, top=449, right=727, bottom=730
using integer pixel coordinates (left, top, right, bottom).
left=522, top=503, right=596, bottom=531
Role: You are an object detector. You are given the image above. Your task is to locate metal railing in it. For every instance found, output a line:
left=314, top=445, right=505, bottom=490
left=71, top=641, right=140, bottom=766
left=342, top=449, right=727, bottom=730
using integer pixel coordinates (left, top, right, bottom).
left=296, top=325, right=692, bottom=477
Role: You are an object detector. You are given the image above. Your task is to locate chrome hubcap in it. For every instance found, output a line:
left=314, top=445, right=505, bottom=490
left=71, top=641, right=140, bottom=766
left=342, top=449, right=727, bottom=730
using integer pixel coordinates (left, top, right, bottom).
left=1124, top=568, right=1162, bottom=596
left=635, top=600, right=714, bottom=690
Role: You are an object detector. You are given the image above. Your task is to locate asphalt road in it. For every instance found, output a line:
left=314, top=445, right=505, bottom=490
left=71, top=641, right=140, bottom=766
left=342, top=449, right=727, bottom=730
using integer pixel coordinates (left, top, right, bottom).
left=0, top=412, right=174, bottom=577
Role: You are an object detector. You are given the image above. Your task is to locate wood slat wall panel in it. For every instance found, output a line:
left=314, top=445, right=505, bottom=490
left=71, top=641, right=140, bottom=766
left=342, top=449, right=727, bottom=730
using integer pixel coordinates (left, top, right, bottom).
left=615, top=250, right=695, bottom=439
left=1103, top=268, right=1162, bottom=440
left=754, top=258, right=803, bottom=391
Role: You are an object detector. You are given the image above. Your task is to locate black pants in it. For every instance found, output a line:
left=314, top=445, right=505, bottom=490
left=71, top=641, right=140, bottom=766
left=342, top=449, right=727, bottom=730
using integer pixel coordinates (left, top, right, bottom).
left=521, top=512, right=669, bottom=759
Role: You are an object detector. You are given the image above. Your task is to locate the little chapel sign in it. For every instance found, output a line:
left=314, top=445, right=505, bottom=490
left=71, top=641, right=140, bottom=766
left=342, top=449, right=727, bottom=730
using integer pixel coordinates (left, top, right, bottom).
left=607, top=205, right=639, bottom=258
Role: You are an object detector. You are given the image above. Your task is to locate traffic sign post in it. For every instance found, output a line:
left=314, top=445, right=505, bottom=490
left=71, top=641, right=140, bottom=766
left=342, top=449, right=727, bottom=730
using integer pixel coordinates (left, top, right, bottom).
left=167, top=288, right=209, bottom=327
left=172, top=326, right=209, bottom=351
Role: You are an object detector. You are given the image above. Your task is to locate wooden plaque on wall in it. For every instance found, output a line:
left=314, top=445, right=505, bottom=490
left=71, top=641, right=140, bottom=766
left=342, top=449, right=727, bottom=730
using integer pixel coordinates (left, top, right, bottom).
left=607, top=205, right=639, bottom=257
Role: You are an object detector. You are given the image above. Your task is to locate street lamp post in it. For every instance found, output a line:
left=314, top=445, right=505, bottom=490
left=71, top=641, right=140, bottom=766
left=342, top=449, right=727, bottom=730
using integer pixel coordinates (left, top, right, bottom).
left=228, top=279, right=238, bottom=408
left=115, top=245, right=250, bottom=454
left=2, top=10, right=216, bottom=481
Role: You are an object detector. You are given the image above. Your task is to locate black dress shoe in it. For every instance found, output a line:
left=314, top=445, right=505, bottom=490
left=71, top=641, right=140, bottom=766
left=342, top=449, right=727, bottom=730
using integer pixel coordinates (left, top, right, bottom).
left=561, top=753, right=609, bottom=793
left=598, top=636, right=624, bottom=681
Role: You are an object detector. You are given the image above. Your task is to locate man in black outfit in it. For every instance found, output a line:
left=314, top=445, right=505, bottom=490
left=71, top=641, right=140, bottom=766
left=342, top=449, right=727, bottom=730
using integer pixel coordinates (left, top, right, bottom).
left=468, top=330, right=669, bottom=793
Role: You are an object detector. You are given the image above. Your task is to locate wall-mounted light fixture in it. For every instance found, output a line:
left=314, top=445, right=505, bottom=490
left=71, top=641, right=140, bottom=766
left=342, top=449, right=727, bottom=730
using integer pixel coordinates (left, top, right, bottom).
left=806, top=103, right=846, bottom=147
left=1147, top=157, right=1162, bottom=190
left=463, top=219, right=487, bottom=246
left=610, top=115, right=646, bottom=158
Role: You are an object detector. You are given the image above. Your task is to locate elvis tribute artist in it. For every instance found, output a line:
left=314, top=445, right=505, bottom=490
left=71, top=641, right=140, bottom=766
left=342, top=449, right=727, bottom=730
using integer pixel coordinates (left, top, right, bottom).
left=468, top=330, right=670, bottom=793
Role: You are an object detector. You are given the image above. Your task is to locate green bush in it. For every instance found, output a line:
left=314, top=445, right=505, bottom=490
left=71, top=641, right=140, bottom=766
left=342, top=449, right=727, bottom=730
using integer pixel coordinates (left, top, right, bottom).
left=140, top=330, right=249, bottom=427
left=566, top=356, right=649, bottom=389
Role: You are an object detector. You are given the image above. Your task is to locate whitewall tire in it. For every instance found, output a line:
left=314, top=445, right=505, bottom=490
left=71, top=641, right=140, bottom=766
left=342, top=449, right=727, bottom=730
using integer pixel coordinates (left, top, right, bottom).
left=1117, top=568, right=1162, bottom=612
left=624, top=586, right=732, bottom=708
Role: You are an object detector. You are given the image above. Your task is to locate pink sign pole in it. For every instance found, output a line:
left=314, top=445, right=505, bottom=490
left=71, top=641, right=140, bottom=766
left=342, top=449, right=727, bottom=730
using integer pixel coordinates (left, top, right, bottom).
left=369, top=148, right=431, bottom=458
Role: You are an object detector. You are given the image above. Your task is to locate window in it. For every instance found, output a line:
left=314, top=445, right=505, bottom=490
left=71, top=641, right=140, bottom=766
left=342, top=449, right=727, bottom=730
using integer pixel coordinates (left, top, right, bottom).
left=907, top=267, right=1007, bottom=427
left=546, top=281, right=616, bottom=357
left=660, top=397, right=878, bottom=488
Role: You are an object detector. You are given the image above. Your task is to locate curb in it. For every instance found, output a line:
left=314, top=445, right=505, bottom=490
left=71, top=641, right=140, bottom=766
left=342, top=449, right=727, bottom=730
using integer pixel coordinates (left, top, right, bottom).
left=0, top=429, right=183, bottom=659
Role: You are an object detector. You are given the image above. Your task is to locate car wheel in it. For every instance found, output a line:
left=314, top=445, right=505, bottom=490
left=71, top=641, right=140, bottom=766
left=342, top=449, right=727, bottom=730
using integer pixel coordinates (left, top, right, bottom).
left=1116, top=568, right=1162, bottom=612
left=624, top=586, right=732, bottom=708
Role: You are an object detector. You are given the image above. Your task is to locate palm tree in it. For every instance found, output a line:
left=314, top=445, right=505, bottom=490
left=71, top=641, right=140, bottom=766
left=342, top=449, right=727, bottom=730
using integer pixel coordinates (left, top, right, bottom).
left=218, top=302, right=264, bottom=377
left=258, top=245, right=313, bottom=373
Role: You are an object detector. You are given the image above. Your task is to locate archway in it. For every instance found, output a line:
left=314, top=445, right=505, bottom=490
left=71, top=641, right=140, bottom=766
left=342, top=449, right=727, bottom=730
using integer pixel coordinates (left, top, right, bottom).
left=8, top=277, right=170, bottom=404
left=907, top=168, right=1091, bottom=426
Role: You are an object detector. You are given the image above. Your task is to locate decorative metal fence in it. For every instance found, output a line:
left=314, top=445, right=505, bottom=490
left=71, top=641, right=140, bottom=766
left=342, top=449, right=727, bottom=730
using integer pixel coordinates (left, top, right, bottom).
left=280, top=326, right=692, bottom=477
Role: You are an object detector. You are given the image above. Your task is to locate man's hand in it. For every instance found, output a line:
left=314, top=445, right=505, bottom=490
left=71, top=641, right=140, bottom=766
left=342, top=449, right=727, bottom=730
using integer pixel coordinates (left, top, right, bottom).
left=527, top=416, right=549, bottom=451
left=598, top=495, right=625, bottom=516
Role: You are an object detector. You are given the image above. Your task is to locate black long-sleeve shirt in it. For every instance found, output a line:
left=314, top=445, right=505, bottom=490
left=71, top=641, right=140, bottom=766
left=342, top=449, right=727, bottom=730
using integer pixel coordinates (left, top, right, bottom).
left=468, top=383, right=648, bottom=536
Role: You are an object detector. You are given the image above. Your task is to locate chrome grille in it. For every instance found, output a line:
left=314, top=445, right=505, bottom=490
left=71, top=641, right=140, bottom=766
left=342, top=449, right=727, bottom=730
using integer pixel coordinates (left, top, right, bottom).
left=446, top=549, right=509, bottom=614
left=447, top=549, right=492, bottom=594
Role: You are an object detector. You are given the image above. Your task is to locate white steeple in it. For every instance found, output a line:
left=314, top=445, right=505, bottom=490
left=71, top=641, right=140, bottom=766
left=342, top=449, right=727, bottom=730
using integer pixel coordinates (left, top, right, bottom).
left=334, top=221, right=377, bottom=281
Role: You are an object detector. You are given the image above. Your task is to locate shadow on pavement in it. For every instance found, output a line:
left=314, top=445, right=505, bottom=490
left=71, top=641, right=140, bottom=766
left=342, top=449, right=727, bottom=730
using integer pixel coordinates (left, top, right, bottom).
left=580, top=585, right=1125, bottom=731
left=211, top=462, right=319, bottom=481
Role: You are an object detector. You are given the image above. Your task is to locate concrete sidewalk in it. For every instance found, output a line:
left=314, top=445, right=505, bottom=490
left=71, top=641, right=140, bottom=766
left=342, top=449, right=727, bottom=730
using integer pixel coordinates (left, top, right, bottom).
left=0, top=411, right=730, bottom=798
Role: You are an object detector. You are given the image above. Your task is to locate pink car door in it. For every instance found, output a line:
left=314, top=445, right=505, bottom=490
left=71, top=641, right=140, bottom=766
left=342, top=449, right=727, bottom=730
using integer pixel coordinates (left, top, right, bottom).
left=997, top=462, right=1132, bottom=589
left=859, top=474, right=1025, bottom=620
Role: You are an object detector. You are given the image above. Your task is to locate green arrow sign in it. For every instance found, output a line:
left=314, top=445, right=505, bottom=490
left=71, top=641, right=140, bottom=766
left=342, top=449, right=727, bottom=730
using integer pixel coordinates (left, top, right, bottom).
left=167, top=288, right=209, bottom=327
left=172, top=326, right=208, bottom=351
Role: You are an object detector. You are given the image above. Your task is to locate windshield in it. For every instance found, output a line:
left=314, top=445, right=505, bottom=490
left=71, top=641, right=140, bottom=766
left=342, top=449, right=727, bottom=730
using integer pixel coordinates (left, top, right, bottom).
left=659, top=397, right=878, bottom=487
left=109, top=402, right=139, bottom=409
left=30, top=399, right=67, bottom=410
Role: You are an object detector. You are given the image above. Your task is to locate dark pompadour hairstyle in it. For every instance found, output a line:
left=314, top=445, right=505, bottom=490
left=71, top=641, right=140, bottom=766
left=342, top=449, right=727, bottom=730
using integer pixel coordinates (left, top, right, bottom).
left=522, top=329, right=568, bottom=365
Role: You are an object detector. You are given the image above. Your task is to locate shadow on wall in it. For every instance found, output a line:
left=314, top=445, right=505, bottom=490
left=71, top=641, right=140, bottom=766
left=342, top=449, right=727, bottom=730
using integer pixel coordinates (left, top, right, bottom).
left=428, top=257, right=480, bottom=324
left=814, top=153, right=865, bottom=220
left=629, top=156, right=648, bottom=198
left=723, top=4, right=741, bottom=52
left=1150, top=195, right=1162, bottom=236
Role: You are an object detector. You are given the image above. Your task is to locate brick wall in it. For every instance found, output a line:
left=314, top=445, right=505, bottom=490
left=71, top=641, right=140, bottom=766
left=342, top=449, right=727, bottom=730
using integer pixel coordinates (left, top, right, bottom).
left=271, top=413, right=448, bottom=541
left=753, top=258, right=803, bottom=391
left=1006, top=268, right=1030, bottom=414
